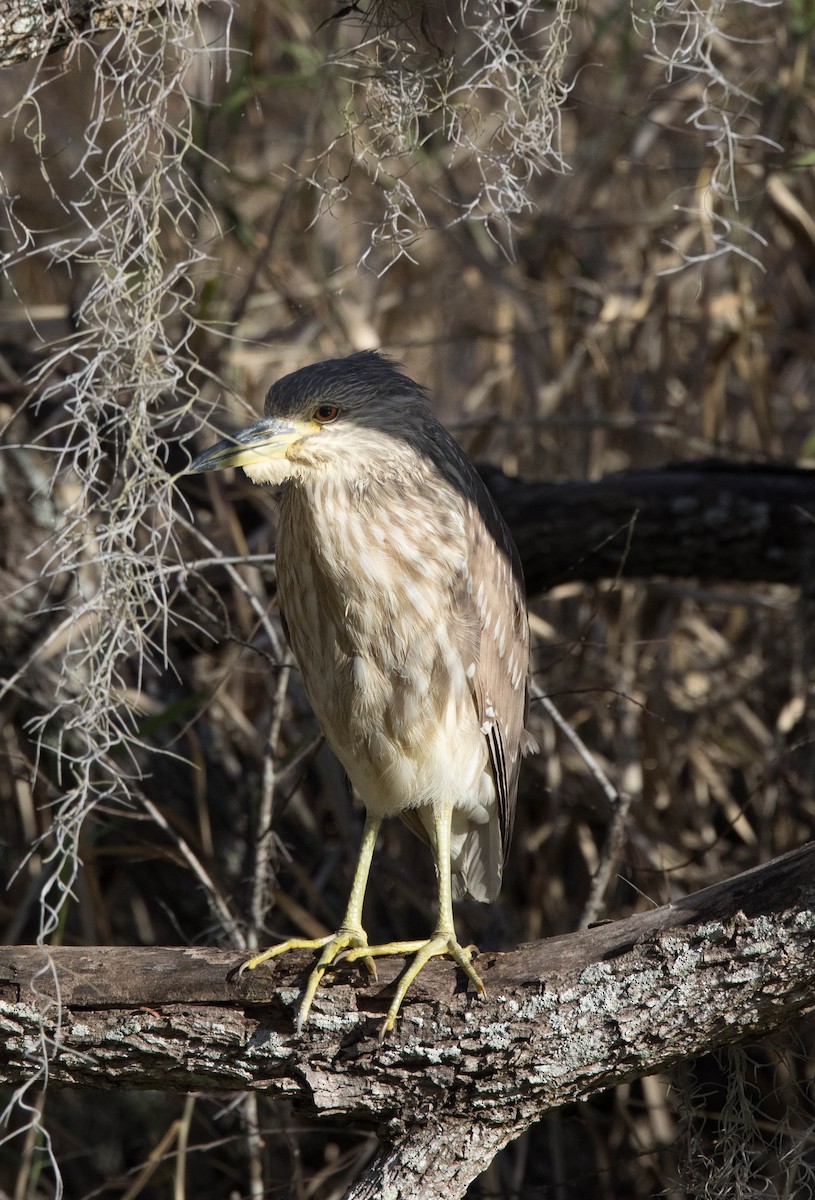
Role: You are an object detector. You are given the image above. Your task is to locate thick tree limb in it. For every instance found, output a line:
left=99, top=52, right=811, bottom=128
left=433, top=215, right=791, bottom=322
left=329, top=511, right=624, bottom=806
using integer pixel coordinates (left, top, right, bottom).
left=482, top=462, right=815, bottom=595
left=2, top=844, right=814, bottom=1198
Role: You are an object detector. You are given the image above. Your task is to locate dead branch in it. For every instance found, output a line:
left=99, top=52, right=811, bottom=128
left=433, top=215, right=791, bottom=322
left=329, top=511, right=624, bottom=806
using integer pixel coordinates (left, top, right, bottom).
left=2, top=843, right=814, bottom=1199
left=482, top=461, right=815, bottom=595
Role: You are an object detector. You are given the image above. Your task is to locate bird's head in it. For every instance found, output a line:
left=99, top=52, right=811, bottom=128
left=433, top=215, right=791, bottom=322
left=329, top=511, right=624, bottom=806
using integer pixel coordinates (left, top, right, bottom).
left=185, top=351, right=429, bottom=486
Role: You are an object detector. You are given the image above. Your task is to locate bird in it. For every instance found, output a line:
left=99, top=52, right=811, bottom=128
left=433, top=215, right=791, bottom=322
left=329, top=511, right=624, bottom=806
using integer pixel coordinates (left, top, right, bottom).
left=186, top=350, right=535, bottom=1033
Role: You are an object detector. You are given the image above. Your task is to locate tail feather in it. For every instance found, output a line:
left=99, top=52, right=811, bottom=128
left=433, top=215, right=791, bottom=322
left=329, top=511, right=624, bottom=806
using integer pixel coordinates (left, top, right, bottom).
left=399, top=806, right=504, bottom=903
left=450, top=813, right=503, bottom=902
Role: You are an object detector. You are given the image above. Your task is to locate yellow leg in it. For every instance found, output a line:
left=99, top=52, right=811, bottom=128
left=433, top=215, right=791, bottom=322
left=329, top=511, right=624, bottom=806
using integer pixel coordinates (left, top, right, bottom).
left=345, top=799, right=486, bottom=1035
left=240, top=812, right=382, bottom=1031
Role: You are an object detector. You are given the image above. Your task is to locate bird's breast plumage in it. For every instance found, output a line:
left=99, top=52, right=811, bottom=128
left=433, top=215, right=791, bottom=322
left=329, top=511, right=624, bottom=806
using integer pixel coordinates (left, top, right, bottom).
left=277, top=468, right=475, bottom=759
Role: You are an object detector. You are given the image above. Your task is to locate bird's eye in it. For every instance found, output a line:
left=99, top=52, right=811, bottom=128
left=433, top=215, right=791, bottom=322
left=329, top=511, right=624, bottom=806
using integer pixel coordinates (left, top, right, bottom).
left=314, top=404, right=340, bottom=424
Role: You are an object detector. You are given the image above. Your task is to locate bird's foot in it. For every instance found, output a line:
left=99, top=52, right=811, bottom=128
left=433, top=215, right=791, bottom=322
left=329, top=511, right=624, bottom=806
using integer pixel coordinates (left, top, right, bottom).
left=239, top=927, right=377, bottom=1031
left=345, top=931, right=486, bottom=1036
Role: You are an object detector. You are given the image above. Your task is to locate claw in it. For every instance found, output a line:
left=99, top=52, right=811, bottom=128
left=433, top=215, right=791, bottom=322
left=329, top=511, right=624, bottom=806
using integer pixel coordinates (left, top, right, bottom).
left=240, top=928, right=484, bottom=1035
left=234, top=805, right=486, bottom=1036
left=238, top=935, right=334, bottom=977
left=238, top=928, right=375, bottom=1029
left=378, top=932, right=486, bottom=1035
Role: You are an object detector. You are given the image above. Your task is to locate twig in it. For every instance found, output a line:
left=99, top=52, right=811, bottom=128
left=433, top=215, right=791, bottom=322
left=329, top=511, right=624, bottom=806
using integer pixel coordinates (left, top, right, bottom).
left=531, top=682, right=632, bottom=926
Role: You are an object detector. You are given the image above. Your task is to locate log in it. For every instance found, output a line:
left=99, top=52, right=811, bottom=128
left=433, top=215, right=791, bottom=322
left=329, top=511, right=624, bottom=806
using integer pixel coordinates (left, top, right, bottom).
left=482, top=461, right=815, bottom=595
left=2, top=843, right=814, bottom=1199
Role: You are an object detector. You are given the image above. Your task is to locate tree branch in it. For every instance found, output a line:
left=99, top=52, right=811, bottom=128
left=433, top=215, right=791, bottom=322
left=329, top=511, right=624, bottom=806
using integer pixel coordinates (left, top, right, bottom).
left=482, top=461, right=815, bottom=595
left=2, top=844, right=814, bottom=1198
left=0, top=0, right=193, bottom=67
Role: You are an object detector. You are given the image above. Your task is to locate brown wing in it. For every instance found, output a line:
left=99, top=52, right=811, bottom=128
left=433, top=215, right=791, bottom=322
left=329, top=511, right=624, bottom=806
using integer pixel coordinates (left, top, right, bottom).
left=396, top=421, right=536, bottom=901
left=408, top=424, right=535, bottom=903
left=461, top=470, right=535, bottom=862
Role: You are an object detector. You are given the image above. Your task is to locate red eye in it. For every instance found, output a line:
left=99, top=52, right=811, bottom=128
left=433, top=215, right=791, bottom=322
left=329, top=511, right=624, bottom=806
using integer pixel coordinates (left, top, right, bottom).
left=314, top=404, right=340, bottom=423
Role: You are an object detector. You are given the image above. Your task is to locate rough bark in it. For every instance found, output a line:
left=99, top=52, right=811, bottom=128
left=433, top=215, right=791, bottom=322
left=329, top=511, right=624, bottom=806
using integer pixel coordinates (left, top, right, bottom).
left=482, top=461, right=815, bottom=596
left=0, top=0, right=192, bottom=66
left=2, top=843, right=814, bottom=1198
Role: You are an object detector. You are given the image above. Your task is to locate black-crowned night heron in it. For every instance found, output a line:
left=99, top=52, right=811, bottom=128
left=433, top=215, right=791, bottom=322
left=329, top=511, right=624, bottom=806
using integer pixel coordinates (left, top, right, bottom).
left=187, top=351, right=535, bottom=1032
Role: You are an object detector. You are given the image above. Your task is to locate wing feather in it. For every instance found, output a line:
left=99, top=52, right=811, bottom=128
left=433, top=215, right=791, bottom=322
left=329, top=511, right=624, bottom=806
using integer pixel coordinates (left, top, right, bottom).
left=448, top=453, right=537, bottom=898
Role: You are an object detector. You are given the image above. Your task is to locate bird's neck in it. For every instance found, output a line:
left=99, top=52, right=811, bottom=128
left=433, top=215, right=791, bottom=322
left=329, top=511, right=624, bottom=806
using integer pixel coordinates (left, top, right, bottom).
left=286, top=451, right=414, bottom=514
left=278, top=459, right=467, bottom=605
left=283, top=463, right=400, bottom=547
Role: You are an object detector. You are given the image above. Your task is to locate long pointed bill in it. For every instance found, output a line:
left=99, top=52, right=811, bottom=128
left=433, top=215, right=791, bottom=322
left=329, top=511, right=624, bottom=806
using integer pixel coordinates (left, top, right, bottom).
left=185, top=416, right=318, bottom=475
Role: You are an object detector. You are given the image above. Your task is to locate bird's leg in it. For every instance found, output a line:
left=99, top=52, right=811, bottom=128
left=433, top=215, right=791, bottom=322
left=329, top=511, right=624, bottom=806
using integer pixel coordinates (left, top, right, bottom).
left=239, top=812, right=381, bottom=1031
left=345, top=799, right=487, bottom=1034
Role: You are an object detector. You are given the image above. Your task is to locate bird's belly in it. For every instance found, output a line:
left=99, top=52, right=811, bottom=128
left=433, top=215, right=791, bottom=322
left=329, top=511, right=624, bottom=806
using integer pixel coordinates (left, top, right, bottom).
left=315, top=670, right=494, bottom=821
left=281, top=574, right=492, bottom=820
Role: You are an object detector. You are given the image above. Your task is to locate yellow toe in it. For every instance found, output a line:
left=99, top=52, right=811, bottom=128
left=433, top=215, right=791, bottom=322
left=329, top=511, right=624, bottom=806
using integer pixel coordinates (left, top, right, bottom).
left=237, top=928, right=376, bottom=1030
left=378, top=932, right=486, bottom=1036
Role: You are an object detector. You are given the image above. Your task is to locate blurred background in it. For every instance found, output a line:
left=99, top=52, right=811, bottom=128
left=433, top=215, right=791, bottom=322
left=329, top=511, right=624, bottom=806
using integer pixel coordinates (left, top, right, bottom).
left=1, top=0, right=814, bottom=1195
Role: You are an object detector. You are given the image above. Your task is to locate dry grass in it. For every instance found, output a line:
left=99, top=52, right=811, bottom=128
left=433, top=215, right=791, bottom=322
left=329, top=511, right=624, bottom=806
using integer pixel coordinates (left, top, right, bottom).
left=1, top=0, right=814, bottom=1195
